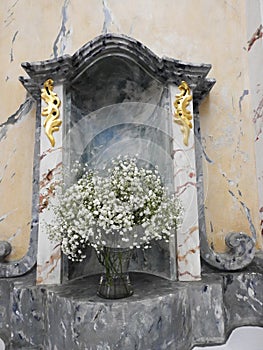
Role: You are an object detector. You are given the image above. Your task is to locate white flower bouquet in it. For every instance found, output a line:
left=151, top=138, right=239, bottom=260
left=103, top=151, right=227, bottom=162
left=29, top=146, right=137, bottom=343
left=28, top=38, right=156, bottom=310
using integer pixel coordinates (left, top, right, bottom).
left=48, top=156, right=183, bottom=262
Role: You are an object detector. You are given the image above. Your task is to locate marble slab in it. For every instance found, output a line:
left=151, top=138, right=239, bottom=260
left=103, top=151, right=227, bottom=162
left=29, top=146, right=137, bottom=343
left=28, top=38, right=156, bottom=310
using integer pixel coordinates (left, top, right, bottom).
left=36, top=84, right=64, bottom=285
left=1, top=254, right=262, bottom=349
left=170, top=84, right=201, bottom=281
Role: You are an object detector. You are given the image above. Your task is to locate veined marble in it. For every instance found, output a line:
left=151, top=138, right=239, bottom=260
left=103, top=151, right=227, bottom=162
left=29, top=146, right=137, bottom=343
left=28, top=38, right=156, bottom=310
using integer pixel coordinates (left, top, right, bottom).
left=1, top=257, right=263, bottom=349
left=246, top=0, right=263, bottom=250
left=37, top=84, right=64, bottom=285
left=170, top=84, right=201, bottom=281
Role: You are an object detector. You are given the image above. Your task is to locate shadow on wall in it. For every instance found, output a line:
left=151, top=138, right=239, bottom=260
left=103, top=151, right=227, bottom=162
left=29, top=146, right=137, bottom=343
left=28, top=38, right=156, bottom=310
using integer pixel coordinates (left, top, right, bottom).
left=193, top=327, right=263, bottom=350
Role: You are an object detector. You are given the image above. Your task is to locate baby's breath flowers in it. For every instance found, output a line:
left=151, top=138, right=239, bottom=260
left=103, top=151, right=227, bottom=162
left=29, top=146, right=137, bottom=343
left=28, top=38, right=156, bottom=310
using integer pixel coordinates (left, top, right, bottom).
left=47, top=156, right=183, bottom=262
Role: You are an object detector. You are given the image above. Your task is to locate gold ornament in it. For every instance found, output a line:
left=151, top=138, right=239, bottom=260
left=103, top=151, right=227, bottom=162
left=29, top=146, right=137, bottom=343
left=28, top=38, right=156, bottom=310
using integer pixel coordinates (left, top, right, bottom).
left=173, top=81, right=193, bottom=146
left=41, top=79, right=62, bottom=147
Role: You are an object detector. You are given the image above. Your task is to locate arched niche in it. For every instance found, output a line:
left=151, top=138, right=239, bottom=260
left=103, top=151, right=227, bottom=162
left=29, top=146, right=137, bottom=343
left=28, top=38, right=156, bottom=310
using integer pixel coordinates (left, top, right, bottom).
left=6, top=33, right=251, bottom=284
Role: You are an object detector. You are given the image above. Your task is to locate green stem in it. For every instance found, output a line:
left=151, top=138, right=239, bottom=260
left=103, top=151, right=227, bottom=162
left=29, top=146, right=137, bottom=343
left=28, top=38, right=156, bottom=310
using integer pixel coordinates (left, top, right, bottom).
left=96, top=247, right=131, bottom=292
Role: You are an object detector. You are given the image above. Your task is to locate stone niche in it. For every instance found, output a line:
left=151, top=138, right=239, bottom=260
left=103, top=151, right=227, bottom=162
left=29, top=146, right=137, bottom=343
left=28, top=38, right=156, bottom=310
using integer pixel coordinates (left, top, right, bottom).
left=20, top=33, right=218, bottom=285
left=0, top=34, right=262, bottom=350
left=62, top=51, right=180, bottom=282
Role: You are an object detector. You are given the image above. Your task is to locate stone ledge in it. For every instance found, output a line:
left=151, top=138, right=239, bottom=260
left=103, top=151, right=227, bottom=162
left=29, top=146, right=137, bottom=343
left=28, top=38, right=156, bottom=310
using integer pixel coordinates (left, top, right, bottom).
left=0, top=261, right=263, bottom=349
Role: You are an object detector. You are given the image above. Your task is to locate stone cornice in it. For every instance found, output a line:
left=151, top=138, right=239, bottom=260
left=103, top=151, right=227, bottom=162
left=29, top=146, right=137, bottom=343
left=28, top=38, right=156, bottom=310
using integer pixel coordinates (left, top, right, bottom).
left=20, top=33, right=215, bottom=104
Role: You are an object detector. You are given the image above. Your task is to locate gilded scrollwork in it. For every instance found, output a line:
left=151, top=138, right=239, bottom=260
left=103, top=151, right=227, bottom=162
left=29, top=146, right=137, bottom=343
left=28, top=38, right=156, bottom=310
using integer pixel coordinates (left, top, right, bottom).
left=41, top=79, right=62, bottom=147
left=173, top=81, right=193, bottom=146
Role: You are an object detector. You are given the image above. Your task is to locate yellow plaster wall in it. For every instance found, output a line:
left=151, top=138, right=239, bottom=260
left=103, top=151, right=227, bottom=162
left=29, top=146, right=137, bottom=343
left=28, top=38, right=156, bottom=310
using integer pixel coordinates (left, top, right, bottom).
left=0, top=0, right=261, bottom=260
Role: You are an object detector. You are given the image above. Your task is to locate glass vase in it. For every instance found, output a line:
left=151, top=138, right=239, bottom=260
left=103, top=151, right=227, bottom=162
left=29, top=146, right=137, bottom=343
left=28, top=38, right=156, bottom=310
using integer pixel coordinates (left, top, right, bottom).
left=96, top=247, right=133, bottom=299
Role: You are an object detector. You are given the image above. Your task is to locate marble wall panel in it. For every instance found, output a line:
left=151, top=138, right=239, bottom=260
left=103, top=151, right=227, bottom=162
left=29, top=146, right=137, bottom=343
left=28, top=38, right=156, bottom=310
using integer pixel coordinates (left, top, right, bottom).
left=0, top=102, right=35, bottom=261
left=246, top=0, right=263, bottom=247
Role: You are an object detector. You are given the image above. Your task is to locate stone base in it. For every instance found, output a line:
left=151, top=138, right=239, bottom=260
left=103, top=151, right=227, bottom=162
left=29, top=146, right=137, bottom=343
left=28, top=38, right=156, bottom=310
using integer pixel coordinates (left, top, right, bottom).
left=0, top=254, right=263, bottom=349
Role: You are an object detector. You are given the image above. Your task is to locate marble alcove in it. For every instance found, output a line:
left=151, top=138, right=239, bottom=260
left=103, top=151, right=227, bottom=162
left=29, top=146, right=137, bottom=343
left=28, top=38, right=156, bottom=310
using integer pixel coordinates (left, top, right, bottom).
left=19, top=33, right=218, bottom=285
left=0, top=34, right=262, bottom=350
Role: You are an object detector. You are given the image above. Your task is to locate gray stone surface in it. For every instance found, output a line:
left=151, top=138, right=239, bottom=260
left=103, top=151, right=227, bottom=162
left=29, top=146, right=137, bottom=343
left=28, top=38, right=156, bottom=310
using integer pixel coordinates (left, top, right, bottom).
left=44, top=274, right=191, bottom=350
left=0, top=257, right=263, bottom=349
left=223, top=271, right=263, bottom=330
left=0, top=242, right=12, bottom=260
left=10, top=284, right=46, bottom=348
left=20, top=33, right=215, bottom=97
left=190, top=275, right=225, bottom=345
left=0, top=279, right=11, bottom=345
